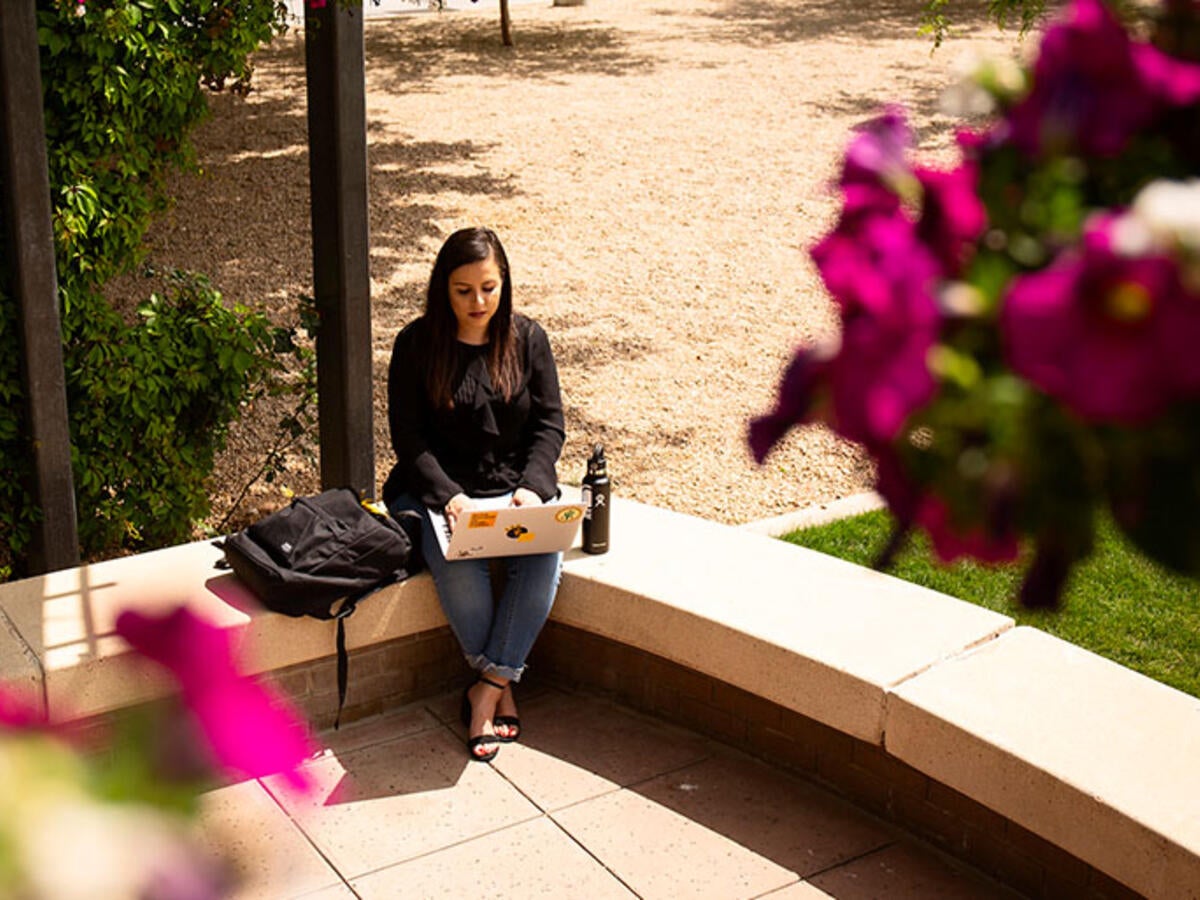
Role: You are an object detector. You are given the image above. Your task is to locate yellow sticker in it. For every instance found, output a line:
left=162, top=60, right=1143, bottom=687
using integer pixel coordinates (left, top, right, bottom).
left=361, top=499, right=388, bottom=517
left=468, top=511, right=498, bottom=528
left=555, top=507, right=583, bottom=523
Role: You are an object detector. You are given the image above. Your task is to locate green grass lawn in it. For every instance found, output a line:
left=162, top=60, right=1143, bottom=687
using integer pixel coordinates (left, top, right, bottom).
left=782, top=510, right=1200, bottom=698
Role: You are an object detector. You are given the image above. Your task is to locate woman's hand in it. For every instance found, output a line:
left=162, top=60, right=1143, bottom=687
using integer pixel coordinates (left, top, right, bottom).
left=444, top=493, right=474, bottom=534
left=511, top=487, right=542, bottom=507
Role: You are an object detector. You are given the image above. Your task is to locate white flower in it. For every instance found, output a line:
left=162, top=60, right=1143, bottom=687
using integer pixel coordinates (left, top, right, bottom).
left=1131, top=179, right=1200, bottom=253
left=941, top=53, right=1027, bottom=118
left=0, top=735, right=225, bottom=899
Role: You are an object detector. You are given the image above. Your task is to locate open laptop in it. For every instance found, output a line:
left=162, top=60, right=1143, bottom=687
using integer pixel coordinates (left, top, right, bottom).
left=428, top=496, right=585, bottom=561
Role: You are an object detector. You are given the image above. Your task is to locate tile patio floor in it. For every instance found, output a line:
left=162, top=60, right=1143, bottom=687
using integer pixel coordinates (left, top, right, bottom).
left=200, top=686, right=1025, bottom=899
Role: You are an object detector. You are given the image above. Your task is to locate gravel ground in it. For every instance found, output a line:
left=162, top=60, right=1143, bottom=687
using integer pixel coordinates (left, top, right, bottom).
left=114, top=0, right=1020, bottom=532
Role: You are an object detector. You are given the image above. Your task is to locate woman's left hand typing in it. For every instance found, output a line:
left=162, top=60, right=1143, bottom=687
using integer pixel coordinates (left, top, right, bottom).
left=511, top=487, right=542, bottom=507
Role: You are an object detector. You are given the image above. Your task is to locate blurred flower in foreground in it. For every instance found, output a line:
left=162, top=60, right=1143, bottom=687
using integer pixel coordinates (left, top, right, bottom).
left=752, top=0, right=1200, bottom=607
left=1001, top=219, right=1200, bottom=422
left=1005, top=0, right=1200, bottom=157
left=116, top=607, right=314, bottom=790
left=0, top=606, right=314, bottom=898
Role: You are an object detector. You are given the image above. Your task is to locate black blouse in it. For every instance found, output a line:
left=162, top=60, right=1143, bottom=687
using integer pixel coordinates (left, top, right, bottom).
left=382, top=314, right=565, bottom=510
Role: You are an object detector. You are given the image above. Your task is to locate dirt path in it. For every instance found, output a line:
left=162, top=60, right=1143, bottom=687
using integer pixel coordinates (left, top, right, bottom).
left=122, top=0, right=1020, bottom=530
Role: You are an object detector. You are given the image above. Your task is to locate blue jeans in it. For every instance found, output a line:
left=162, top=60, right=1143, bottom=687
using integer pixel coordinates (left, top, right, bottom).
left=389, top=493, right=562, bottom=682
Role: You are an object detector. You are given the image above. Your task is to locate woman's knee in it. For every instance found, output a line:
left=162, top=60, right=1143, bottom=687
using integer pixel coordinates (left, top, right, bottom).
left=507, top=551, right=562, bottom=599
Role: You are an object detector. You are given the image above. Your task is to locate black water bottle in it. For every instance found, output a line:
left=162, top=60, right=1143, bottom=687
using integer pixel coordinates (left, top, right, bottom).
left=581, top=444, right=610, bottom=554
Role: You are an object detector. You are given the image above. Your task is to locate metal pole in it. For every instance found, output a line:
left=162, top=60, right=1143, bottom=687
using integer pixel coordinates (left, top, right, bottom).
left=303, top=2, right=376, bottom=497
left=0, top=0, right=80, bottom=573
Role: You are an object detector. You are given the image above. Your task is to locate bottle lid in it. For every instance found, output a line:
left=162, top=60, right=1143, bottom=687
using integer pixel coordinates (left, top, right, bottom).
left=587, top=443, right=607, bottom=476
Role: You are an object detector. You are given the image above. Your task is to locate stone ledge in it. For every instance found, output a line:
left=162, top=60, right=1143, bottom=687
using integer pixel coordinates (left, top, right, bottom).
left=887, top=626, right=1200, bottom=898
left=737, top=490, right=885, bottom=537
left=556, top=497, right=1013, bottom=743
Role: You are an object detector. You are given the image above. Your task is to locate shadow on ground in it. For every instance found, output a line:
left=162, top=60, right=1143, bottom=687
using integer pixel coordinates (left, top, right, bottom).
left=367, top=132, right=521, bottom=284
left=683, top=0, right=1005, bottom=46
left=364, top=17, right=659, bottom=94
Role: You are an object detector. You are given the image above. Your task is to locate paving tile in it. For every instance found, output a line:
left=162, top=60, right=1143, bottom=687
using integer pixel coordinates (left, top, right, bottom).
left=632, top=752, right=895, bottom=877
left=423, top=686, right=466, bottom=727
left=315, top=704, right=441, bottom=757
left=262, top=726, right=541, bottom=879
left=490, top=689, right=711, bottom=810
left=552, top=790, right=798, bottom=899
left=352, top=815, right=638, bottom=898
left=806, top=841, right=1022, bottom=899
left=196, top=779, right=343, bottom=899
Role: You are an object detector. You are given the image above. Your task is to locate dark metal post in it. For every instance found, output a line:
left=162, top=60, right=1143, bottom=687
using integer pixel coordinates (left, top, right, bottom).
left=0, top=0, right=80, bottom=573
left=304, top=2, right=375, bottom=497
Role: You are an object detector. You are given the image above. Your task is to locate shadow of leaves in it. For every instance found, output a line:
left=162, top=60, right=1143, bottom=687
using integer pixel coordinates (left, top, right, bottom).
left=367, top=135, right=520, bottom=283
left=364, top=16, right=658, bottom=93
left=688, top=0, right=999, bottom=47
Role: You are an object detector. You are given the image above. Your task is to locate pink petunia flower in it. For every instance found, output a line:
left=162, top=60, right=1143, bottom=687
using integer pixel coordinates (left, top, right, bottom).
left=1001, top=219, right=1200, bottom=422
left=1005, top=0, right=1200, bottom=158
left=812, top=210, right=942, bottom=445
left=116, top=608, right=314, bottom=791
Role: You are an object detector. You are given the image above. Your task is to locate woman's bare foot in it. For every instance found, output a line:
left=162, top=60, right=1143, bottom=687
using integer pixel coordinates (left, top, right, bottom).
left=494, top=683, right=521, bottom=742
left=462, top=677, right=506, bottom=761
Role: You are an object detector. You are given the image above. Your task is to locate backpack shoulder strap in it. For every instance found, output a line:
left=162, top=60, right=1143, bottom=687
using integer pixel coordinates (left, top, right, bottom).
left=331, top=593, right=365, bottom=730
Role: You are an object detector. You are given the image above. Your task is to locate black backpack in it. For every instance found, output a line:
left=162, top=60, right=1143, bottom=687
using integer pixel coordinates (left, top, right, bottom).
left=217, top=487, right=423, bottom=727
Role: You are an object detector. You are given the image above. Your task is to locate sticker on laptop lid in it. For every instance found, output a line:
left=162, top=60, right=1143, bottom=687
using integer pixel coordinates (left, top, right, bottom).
left=554, top=506, right=583, bottom=523
left=467, top=511, right=498, bottom=528
left=506, top=524, right=534, bottom=542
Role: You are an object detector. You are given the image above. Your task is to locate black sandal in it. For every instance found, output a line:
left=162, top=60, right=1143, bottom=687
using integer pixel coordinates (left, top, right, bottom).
left=459, top=675, right=506, bottom=762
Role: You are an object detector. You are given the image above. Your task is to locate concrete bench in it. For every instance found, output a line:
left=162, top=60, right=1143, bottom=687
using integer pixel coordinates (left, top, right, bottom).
left=0, top=494, right=1196, bottom=898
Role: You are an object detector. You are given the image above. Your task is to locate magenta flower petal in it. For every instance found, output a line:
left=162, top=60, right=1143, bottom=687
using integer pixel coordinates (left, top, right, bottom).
left=874, top=453, right=1019, bottom=566
left=1001, top=223, right=1200, bottom=423
left=813, top=212, right=941, bottom=444
left=1006, top=0, right=1200, bottom=157
left=748, top=349, right=830, bottom=463
left=841, top=107, right=913, bottom=195
left=916, top=497, right=1021, bottom=564
left=0, top=685, right=47, bottom=731
left=116, top=608, right=314, bottom=789
left=916, top=163, right=987, bottom=275
left=187, top=680, right=315, bottom=792
left=1131, top=36, right=1200, bottom=105
left=841, top=181, right=902, bottom=220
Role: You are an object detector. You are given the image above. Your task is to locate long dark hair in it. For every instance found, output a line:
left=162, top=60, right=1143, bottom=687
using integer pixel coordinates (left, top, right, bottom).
left=424, top=227, right=522, bottom=408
